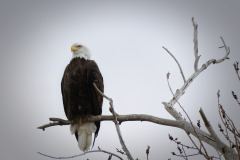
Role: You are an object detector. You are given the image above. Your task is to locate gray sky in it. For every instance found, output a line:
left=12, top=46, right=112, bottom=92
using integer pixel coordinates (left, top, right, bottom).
left=0, top=0, right=240, bottom=160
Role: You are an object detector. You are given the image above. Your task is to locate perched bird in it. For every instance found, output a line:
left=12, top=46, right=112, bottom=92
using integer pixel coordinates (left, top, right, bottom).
left=61, top=43, right=104, bottom=151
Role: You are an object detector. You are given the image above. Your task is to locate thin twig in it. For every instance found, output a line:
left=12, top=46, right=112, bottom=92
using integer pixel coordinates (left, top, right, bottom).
left=218, top=91, right=239, bottom=159
left=93, top=83, right=112, bottom=101
left=232, top=91, right=240, bottom=106
left=93, top=83, right=134, bottom=160
left=186, top=133, right=204, bottom=155
left=233, top=62, right=240, bottom=81
left=172, top=153, right=201, bottom=158
left=162, top=46, right=186, bottom=83
left=169, top=134, right=198, bottom=160
left=215, top=37, right=230, bottom=63
left=146, top=145, right=150, bottom=160
left=38, top=118, right=71, bottom=130
left=181, top=145, right=188, bottom=160
left=37, top=148, right=123, bottom=160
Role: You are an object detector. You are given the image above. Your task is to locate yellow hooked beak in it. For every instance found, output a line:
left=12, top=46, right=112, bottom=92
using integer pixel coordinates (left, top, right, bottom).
left=71, top=46, right=78, bottom=52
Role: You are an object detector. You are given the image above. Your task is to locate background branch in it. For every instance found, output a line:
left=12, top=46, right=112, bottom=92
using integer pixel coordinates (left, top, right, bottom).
left=37, top=148, right=123, bottom=160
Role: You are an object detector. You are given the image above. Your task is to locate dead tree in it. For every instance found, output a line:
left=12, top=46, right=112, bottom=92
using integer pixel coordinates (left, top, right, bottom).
left=38, top=18, right=238, bottom=160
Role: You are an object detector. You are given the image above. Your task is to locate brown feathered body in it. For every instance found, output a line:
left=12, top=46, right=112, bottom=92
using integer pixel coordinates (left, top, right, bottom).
left=61, top=57, right=104, bottom=150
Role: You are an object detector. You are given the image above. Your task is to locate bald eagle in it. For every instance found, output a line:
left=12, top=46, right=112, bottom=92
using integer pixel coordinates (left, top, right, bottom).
left=61, top=43, right=104, bottom=151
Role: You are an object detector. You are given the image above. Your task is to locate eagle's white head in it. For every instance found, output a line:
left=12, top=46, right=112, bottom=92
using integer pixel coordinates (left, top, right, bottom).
left=71, top=43, right=91, bottom=60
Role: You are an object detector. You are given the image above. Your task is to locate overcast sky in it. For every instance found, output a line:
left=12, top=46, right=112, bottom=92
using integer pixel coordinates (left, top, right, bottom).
left=0, top=0, right=240, bottom=160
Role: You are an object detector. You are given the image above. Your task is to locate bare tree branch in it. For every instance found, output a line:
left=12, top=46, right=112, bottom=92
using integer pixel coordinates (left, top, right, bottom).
left=162, top=22, right=230, bottom=121
left=192, top=17, right=201, bottom=72
left=233, top=62, right=240, bottom=81
left=162, top=18, right=233, bottom=159
left=146, top=145, right=150, bottom=160
left=162, top=47, right=186, bottom=83
left=217, top=37, right=230, bottom=63
left=166, top=74, right=210, bottom=159
left=38, top=118, right=71, bottom=130
left=93, top=83, right=112, bottom=101
left=93, top=83, right=134, bottom=160
left=232, top=91, right=240, bottom=106
left=217, top=91, right=239, bottom=160
left=199, top=108, right=226, bottom=155
left=38, top=114, right=180, bottom=130
left=37, top=148, right=123, bottom=160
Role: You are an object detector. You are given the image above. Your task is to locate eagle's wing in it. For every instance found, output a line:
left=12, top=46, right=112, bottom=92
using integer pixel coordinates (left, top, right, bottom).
left=87, top=60, right=104, bottom=146
left=61, top=65, right=70, bottom=120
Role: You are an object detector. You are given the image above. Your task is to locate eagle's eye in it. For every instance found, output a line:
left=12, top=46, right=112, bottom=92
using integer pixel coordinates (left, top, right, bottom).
left=76, top=45, right=82, bottom=48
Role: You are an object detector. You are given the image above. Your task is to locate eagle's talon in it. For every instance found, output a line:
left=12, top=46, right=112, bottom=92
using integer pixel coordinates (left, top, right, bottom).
left=79, top=118, right=82, bottom=125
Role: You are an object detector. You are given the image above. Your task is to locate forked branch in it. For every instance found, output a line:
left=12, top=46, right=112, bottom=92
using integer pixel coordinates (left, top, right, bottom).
left=163, top=17, right=233, bottom=159
left=93, top=83, right=134, bottom=160
left=162, top=19, right=230, bottom=121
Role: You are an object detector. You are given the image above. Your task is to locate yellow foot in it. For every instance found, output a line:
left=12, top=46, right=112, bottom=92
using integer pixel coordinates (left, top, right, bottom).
left=79, top=118, right=82, bottom=125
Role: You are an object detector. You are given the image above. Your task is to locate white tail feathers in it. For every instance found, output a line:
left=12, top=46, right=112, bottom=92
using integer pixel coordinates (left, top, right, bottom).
left=70, top=122, right=97, bottom=151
